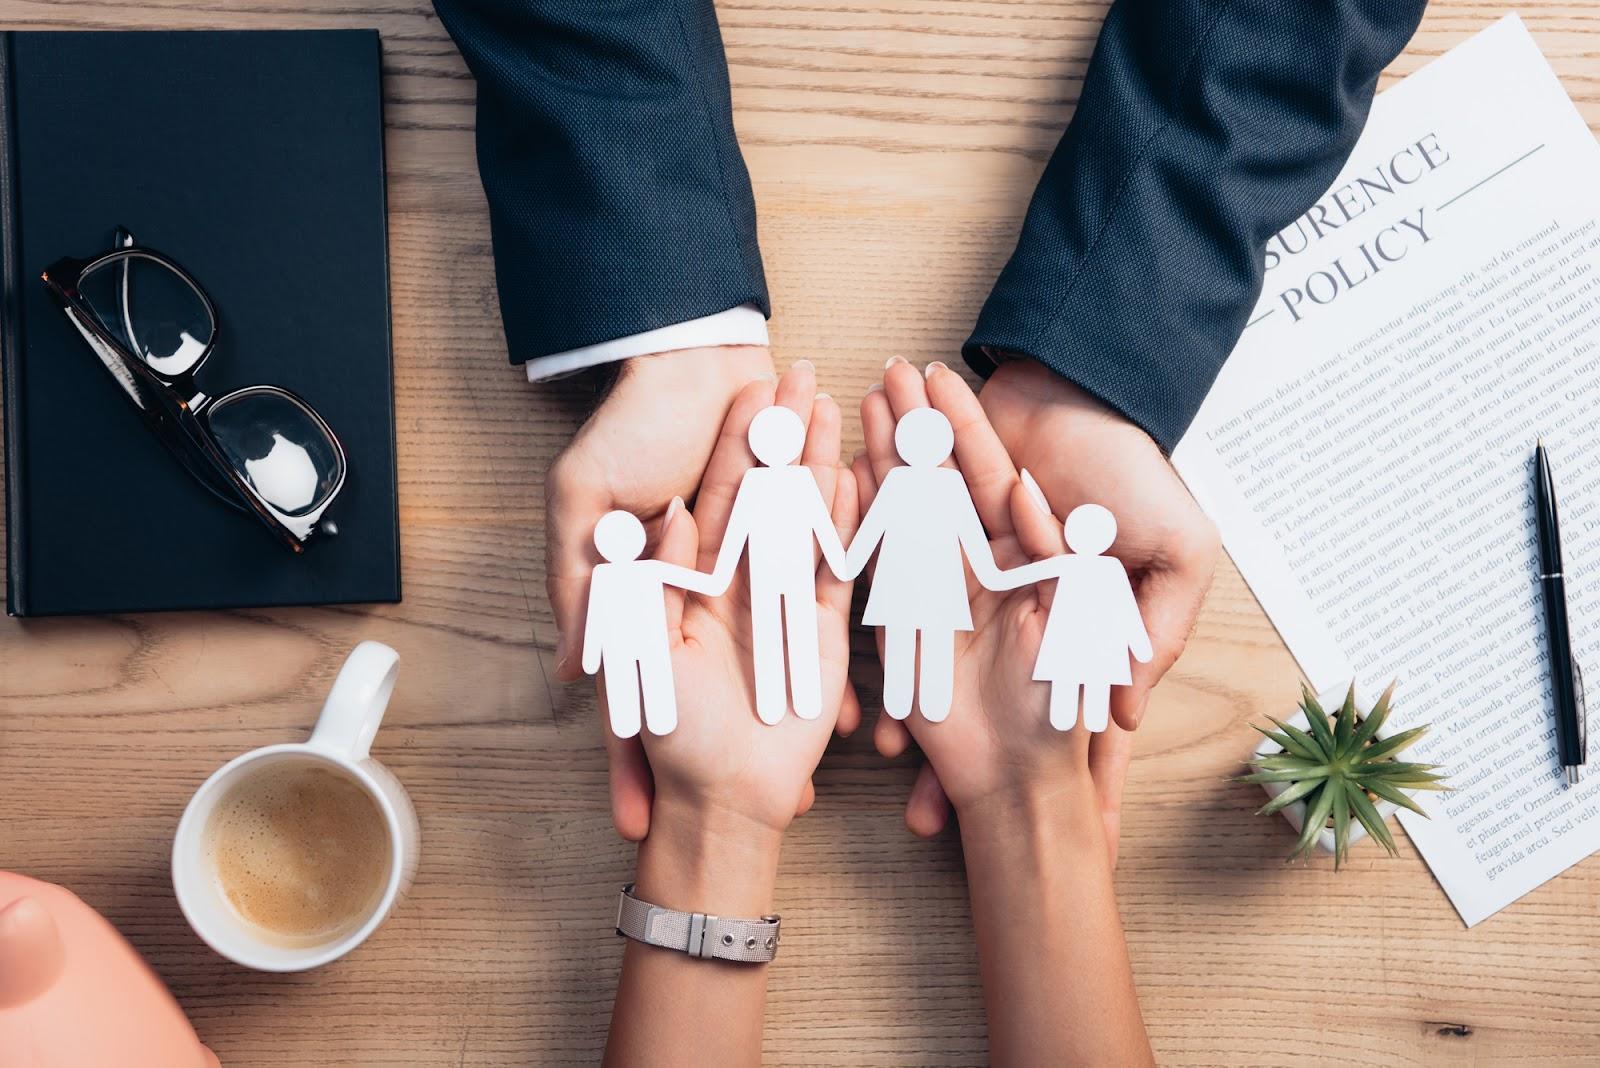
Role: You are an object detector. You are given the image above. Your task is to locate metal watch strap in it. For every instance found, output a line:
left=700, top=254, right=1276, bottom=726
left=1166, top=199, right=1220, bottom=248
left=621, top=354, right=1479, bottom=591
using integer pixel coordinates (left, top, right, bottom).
left=615, top=884, right=781, bottom=963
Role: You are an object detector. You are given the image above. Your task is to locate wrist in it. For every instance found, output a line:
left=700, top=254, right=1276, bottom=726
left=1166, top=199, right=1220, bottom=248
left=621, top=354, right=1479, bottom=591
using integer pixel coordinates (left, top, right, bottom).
left=622, top=344, right=773, bottom=397
left=984, top=353, right=1071, bottom=404
left=956, top=775, right=1105, bottom=860
left=984, top=358, right=1157, bottom=451
left=634, top=796, right=784, bottom=917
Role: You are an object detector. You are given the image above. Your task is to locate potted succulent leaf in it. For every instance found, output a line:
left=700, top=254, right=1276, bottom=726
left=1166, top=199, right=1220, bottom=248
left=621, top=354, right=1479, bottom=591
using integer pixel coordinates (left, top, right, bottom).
left=1240, top=683, right=1448, bottom=867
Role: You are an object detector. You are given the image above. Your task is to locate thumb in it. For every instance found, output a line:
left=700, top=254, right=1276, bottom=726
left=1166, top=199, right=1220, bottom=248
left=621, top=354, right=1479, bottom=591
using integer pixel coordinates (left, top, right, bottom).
left=1009, top=471, right=1065, bottom=610
left=547, top=475, right=610, bottom=683
left=1011, top=470, right=1066, bottom=557
left=1110, top=563, right=1208, bottom=731
left=904, top=762, right=952, bottom=838
left=655, top=496, right=699, bottom=636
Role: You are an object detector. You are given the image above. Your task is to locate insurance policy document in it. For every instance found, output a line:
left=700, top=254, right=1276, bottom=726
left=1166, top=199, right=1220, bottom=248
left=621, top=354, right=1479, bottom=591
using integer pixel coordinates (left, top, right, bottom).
left=1173, top=15, right=1600, bottom=926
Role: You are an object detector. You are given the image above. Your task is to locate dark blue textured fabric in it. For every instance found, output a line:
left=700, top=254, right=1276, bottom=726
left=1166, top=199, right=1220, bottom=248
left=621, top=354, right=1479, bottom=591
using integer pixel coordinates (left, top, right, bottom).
left=432, top=0, right=769, bottom=361
left=963, top=0, right=1427, bottom=451
left=436, top=0, right=1424, bottom=451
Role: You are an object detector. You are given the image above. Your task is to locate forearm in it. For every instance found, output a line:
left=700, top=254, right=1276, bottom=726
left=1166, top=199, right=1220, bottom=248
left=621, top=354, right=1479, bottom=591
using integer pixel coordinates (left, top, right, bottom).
left=433, top=0, right=769, bottom=363
left=605, top=800, right=783, bottom=1068
left=958, top=782, right=1151, bottom=1067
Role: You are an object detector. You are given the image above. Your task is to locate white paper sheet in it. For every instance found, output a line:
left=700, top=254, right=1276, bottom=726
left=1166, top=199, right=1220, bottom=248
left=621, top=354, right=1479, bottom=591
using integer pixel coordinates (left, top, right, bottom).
left=1173, top=14, right=1600, bottom=926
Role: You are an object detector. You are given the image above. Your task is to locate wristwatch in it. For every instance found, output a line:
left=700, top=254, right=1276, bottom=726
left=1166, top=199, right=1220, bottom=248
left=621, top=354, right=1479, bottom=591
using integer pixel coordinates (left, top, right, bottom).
left=615, top=884, right=781, bottom=963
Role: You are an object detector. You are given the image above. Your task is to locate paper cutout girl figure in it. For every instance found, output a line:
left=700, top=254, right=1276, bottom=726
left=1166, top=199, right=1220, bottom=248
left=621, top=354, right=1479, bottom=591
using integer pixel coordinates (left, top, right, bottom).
left=708, top=406, right=849, bottom=724
left=842, top=407, right=1004, bottom=722
left=992, top=502, right=1153, bottom=732
left=583, top=510, right=722, bottom=738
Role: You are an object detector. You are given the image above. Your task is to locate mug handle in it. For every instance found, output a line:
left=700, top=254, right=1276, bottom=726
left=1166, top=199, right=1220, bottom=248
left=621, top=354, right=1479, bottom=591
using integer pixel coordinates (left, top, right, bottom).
left=309, top=641, right=400, bottom=760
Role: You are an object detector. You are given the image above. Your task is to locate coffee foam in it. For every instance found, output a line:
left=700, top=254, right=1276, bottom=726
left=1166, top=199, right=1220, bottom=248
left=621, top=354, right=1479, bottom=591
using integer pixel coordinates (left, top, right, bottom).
left=204, top=761, right=391, bottom=947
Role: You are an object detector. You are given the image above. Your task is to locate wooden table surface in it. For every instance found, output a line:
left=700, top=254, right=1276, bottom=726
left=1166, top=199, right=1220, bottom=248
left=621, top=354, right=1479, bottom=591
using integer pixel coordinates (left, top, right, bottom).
left=4, top=1, right=1599, bottom=1065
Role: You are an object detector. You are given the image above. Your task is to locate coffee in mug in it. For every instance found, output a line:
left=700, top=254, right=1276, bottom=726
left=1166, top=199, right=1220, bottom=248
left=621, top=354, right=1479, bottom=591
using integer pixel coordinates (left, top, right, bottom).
left=173, top=641, right=419, bottom=971
left=205, top=761, right=392, bottom=947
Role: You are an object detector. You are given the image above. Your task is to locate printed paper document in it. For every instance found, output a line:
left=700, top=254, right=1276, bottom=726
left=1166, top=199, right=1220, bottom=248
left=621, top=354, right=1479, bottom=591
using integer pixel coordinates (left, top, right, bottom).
left=1173, top=14, right=1600, bottom=926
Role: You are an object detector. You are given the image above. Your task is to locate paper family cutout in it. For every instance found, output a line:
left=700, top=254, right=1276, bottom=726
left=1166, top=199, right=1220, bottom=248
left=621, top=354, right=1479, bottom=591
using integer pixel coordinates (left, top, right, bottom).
left=582, top=511, right=723, bottom=738
left=710, top=406, right=848, bottom=725
left=582, top=405, right=1153, bottom=738
left=845, top=408, right=1003, bottom=724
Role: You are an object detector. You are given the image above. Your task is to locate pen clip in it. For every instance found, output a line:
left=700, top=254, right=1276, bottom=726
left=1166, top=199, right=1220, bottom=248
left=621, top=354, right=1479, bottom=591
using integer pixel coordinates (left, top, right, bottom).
left=1575, top=661, right=1588, bottom=760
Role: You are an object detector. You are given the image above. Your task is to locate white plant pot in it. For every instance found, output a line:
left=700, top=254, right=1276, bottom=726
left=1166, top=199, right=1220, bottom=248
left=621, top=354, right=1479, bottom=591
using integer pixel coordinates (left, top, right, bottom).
left=1254, top=686, right=1400, bottom=856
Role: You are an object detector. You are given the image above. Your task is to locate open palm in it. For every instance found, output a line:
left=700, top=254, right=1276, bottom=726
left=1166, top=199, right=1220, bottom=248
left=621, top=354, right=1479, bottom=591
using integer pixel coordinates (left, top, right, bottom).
left=627, top=369, right=859, bottom=833
left=859, top=360, right=1135, bottom=854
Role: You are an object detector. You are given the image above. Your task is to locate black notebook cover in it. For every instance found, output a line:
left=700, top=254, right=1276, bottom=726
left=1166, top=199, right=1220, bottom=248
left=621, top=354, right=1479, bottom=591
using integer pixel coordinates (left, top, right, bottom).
left=0, top=29, right=400, bottom=616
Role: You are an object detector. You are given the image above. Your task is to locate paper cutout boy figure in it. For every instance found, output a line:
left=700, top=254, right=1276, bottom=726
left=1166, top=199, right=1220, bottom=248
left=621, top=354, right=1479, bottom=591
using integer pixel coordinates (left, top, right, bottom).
left=992, top=502, right=1153, bottom=732
left=583, top=510, right=722, bottom=738
left=709, top=406, right=849, bottom=724
left=843, top=407, right=1004, bottom=723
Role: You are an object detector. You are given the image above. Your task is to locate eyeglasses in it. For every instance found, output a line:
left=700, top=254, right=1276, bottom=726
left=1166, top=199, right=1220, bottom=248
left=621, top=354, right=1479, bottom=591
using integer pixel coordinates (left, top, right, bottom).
left=41, top=229, right=346, bottom=553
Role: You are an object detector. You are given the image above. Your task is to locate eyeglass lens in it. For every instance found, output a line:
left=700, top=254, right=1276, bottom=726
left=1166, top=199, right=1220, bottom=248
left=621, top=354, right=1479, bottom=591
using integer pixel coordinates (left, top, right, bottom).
left=206, top=388, right=343, bottom=517
left=77, top=253, right=214, bottom=377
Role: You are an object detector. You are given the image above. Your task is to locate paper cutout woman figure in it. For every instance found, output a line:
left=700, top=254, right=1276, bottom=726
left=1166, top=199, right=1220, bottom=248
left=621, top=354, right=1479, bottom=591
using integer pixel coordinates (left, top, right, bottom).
left=583, top=510, right=723, bottom=738
left=842, top=407, right=1004, bottom=722
left=993, top=503, right=1153, bottom=732
left=708, top=406, right=849, bottom=724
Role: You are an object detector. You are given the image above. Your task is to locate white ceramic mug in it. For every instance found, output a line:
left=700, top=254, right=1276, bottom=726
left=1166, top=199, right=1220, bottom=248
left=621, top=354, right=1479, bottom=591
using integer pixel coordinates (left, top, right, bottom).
left=172, top=641, right=420, bottom=971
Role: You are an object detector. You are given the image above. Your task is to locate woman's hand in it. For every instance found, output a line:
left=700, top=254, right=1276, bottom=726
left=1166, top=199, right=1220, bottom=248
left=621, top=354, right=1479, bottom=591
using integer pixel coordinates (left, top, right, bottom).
left=605, top=364, right=858, bottom=1068
left=855, top=360, right=1153, bottom=1066
left=860, top=360, right=1135, bottom=860
left=634, top=363, right=859, bottom=840
left=548, top=345, right=776, bottom=841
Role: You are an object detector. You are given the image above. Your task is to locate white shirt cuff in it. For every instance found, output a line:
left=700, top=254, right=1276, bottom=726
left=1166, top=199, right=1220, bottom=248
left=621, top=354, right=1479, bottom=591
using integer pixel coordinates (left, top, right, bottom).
left=524, top=303, right=769, bottom=382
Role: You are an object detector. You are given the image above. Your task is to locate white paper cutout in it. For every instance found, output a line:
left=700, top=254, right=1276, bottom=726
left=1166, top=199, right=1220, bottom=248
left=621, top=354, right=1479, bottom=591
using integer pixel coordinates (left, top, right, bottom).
left=708, top=406, right=849, bottom=724
left=580, top=402, right=1154, bottom=738
left=991, top=502, right=1153, bottom=732
left=583, top=510, right=722, bottom=737
left=842, top=408, right=1004, bottom=723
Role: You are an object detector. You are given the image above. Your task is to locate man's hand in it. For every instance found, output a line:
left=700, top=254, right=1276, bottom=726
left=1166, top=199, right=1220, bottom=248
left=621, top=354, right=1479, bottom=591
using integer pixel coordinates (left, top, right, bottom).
left=979, top=358, right=1218, bottom=733
left=545, top=345, right=774, bottom=840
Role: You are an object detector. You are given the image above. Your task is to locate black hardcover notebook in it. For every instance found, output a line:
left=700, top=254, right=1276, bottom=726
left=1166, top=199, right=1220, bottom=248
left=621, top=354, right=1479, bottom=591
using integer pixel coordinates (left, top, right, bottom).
left=0, top=29, right=400, bottom=616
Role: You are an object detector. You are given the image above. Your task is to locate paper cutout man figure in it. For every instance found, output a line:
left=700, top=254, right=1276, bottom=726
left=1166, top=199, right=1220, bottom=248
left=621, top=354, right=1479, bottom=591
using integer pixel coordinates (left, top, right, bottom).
left=843, top=407, right=1004, bottom=723
left=583, top=510, right=722, bottom=738
left=709, top=406, right=849, bottom=724
left=992, top=502, right=1153, bottom=731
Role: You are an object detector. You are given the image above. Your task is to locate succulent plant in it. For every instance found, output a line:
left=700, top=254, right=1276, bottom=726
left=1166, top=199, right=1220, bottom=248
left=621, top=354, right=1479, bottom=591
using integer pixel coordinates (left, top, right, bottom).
left=1241, top=683, right=1449, bottom=867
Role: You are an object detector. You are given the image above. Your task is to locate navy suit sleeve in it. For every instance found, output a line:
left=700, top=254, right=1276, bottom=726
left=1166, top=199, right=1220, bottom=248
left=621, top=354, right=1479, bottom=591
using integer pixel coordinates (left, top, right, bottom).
left=963, top=0, right=1427, bottom=452
left=433, top=0, right=769, bottom=363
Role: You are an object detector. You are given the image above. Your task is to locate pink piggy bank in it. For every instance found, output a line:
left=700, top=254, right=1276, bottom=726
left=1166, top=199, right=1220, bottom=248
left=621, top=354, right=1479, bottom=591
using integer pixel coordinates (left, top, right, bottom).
left=0, top=871, right=219, bottom=1068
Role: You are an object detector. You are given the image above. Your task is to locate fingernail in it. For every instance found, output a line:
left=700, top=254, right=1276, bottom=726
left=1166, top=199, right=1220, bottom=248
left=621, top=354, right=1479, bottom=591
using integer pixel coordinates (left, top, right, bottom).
left=885, top=355, right=908, bottom=369
left=554, top=632, right=570, bottom=669
left=663, top=495, right=683, bottom=528
left=815, top=391, right=833, bottom=402
left=792, top=358, right=815, bottom=373
left=853, top=448, right=867, bottom=465
left=757, top=371, right=778, bottom=383
left=1020, top=468, right=1051, bottom=516
left=866, top=382, right=884, bottom=394
left=924, top=360, right=947, bottom=379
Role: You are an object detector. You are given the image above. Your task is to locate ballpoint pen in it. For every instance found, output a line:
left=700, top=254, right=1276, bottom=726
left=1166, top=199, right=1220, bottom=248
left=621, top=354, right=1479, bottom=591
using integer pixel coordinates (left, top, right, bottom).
left=1535, top=440, right=1586, bottom=786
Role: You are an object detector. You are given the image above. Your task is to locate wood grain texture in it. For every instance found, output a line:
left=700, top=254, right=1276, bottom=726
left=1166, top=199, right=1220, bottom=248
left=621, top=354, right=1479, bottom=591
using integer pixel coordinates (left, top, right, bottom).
left=2, top=1, right=1598, bottom=1064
